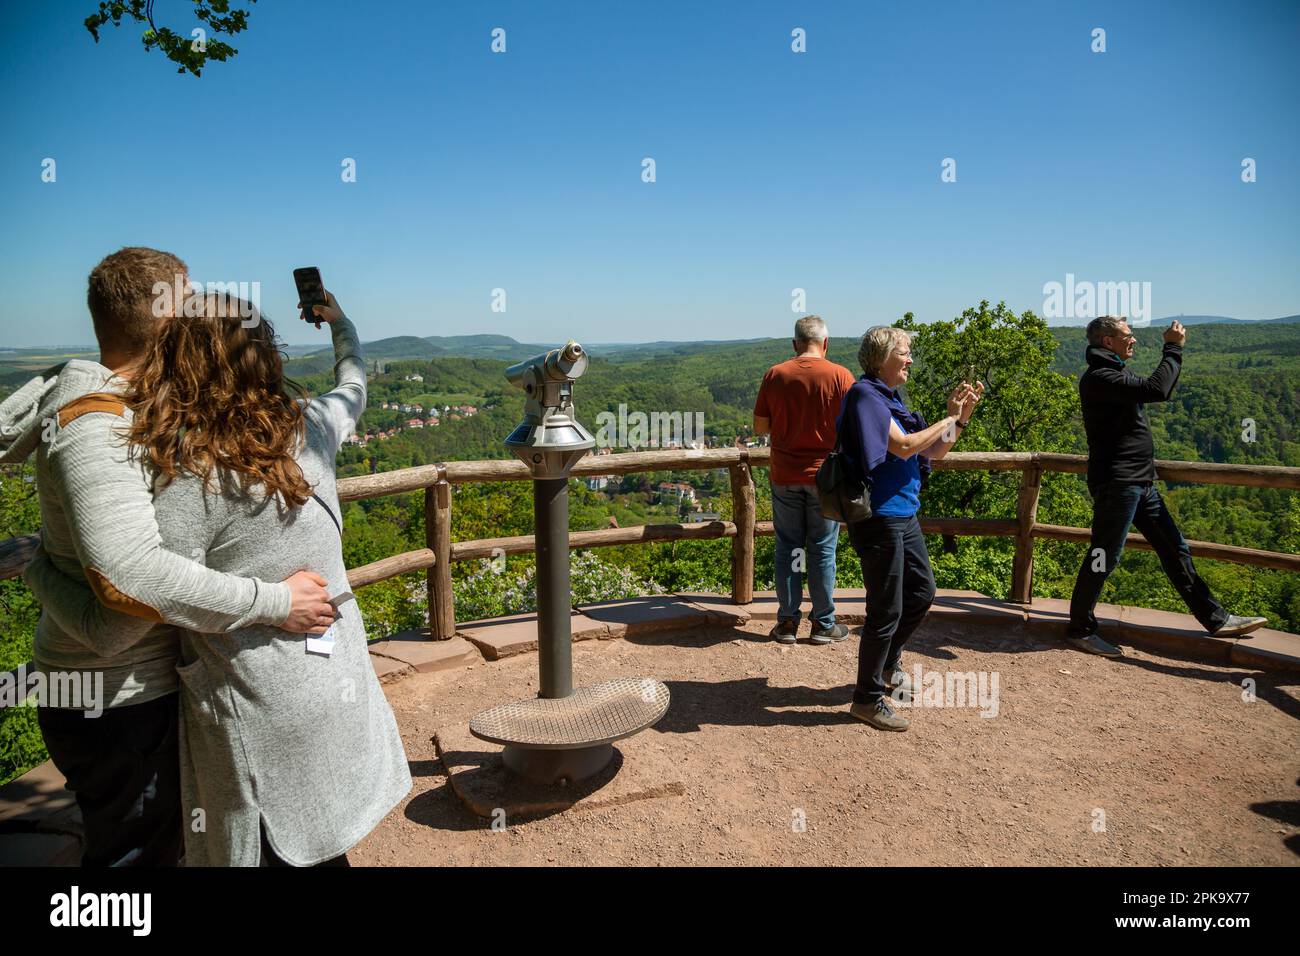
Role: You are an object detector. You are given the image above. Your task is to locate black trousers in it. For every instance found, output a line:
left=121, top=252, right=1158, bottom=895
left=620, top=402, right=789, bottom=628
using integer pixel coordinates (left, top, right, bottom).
left=848, top=513, right=936, bottom=704
left=1068, top=481, right=1228, bottom=636
left=37, top=692, right=182, bottom=867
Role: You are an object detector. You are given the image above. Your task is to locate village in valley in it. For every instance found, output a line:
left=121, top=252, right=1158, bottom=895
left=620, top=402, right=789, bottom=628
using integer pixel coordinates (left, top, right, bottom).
left=335, top=363, right=770, bottom=527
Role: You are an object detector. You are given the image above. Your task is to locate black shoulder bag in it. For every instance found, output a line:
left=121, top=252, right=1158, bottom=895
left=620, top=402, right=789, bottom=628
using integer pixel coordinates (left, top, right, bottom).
left=815, top=438, right=873, bottom=524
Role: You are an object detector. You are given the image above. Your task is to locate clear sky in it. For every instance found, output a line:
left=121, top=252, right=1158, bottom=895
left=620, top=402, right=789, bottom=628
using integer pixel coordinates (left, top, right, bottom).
left=1, top=0, right=1297, bottom=347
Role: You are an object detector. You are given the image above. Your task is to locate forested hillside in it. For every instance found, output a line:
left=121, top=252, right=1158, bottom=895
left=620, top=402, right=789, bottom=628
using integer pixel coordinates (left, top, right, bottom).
left=1, top=310, right=1297, bottom=785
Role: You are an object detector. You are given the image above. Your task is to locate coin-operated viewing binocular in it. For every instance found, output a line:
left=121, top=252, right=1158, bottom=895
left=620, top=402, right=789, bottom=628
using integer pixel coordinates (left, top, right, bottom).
left=504, top=341, right=596, bottom=479
left=470, top=339, right=670, bottom=786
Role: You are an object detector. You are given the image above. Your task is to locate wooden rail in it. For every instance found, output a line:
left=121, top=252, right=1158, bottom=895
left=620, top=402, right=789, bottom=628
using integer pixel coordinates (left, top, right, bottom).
left=4, top=451, right=1298, bottom=643
left=332, top=448, right=1300, bottom=639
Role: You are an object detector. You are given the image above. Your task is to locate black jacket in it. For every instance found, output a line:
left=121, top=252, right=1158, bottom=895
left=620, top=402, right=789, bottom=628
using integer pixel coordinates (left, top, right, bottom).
left=1079, top=342, right=1183, bottom=486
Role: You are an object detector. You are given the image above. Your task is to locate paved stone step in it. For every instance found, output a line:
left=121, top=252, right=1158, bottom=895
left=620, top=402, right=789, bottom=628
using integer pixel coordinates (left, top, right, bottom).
left=457, top=612, right=610, bottom=660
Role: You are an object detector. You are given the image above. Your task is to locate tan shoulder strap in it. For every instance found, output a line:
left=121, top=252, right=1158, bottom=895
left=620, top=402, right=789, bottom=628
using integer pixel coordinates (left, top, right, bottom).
left=57, top=391, right=126, bottom=428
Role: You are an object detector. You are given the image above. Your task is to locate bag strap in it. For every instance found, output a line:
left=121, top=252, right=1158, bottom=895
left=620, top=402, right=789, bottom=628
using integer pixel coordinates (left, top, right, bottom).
left=311, top=492, right=342, bottom=536
left=57, top=391, right=126, bottom=428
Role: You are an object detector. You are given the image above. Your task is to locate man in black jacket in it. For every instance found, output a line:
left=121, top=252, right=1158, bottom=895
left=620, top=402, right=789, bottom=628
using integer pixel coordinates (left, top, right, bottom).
left=1067, top=316, right=1267, bottom=656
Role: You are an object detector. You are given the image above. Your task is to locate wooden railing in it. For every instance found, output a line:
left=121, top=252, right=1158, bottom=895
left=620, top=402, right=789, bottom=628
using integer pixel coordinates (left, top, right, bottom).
left=331, top=448, right=1300, bottom=638
left=3, top=449, right=1297, bottom=643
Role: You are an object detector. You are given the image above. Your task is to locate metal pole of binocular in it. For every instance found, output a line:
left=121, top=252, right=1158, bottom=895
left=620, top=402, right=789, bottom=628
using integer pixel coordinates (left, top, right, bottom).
left=468, top=341, right=670, bottom=787
left=534, top=475, right=573, bottom=700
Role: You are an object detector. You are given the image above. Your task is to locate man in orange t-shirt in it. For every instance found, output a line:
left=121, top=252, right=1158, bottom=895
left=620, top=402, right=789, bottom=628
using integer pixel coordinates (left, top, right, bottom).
left=753, top=315, right=857, bottom=645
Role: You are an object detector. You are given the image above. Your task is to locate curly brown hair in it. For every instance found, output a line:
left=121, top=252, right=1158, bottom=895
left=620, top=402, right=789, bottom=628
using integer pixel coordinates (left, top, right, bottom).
left=125, top=291, right=313, bottom=508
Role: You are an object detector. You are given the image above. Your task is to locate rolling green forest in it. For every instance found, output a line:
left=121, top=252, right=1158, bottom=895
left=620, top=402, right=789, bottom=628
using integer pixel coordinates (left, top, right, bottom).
left=1, top=305, right=1297, bottom=784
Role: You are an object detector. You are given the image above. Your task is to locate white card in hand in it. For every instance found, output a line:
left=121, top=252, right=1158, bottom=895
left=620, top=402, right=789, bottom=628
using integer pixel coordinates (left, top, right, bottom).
left=306, top=591, right=353, bottom=657
left=305, top=622, right=338, bottom=657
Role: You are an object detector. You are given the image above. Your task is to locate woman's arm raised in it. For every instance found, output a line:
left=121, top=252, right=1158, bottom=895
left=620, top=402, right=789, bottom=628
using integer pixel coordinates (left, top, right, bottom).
left=303, top=291, right=366, bottom=452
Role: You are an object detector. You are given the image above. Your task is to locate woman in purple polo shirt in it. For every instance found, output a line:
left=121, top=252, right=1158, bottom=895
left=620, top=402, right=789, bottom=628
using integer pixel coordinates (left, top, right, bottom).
left=836, top=327, right=983, bottom=731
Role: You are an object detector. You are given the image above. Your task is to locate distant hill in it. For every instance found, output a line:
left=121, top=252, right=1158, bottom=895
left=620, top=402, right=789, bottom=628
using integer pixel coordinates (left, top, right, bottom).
left=1155, top=314, right=1300, bottom=325
left=1050, top=313, right=1300, bottom=327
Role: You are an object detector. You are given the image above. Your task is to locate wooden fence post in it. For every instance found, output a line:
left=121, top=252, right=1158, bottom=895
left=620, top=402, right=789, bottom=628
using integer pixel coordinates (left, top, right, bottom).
left=730, top=457, right=756, bottom=605
left=426, top=472, right=456, bottom=639
left=1010, top=462, right=1043, bottom=604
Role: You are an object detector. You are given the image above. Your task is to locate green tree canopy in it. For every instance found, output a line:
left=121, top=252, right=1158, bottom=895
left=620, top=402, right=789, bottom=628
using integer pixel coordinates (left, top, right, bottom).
left=85, top=0, right=256, bottom=76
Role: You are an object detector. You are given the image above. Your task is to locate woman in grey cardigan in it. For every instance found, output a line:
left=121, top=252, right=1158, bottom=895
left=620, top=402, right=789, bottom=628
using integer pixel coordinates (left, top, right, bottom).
left=30, top=290, right=411, bottom=866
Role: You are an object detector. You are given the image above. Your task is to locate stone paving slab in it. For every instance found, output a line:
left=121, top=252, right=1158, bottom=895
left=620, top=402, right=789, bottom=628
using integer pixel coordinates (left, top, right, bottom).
left=0, top=760, right=75, bottom=825
left=674, top=592, right=751, bottom=626
left=738, top=590, right=787, bottom=621
left=1025, top=597, right=1123, bottom=634
left=1118, top=606, right=1235, bottom=665
left=928, top=589, right=1028, bottom=623
left=457, top=613, right=609, bottom=660
left=368, top=631, right=482, bottom=673
left=1228, top=629, right=1300, bottom=672
left=0, top=832, right=80, bottom=867
left=369, top=652, right=416, bottom=684
left=434, top=721, right=685, bottom=819
left=736, top=591, right=870, bottom=625
left=0, top=760, right=83, bottom=868
left=579, top=596, right=711, bottom=640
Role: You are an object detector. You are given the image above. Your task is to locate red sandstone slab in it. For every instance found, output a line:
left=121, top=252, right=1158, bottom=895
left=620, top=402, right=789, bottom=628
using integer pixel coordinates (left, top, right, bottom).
left=0, top=760, right=76, bottom=825
left=1025, top=597, right=1122, bottom=634
left=368, top=631, right=482, bottom=673
left=738, top=590, right=788, bottom=621
left=736, top=589, right=869, bottom=626
left=928, top=589, right=1027, bottom=623
left=1229, top=629, right=1300, bottom=672
left=829, top=593, right=868, bottom=625
left=0, top=832, right=81, bottom=867
left=0, top=760, right=84, bottom=866
left=1116, top=606, right=1234, bottom=664
left=675, top=592, right=751, bottom=626
left=456, top=613, right=609, bottom=660
left=579, top=596, right=711, bottom=639
left=369, top=652, right=416, bottom=684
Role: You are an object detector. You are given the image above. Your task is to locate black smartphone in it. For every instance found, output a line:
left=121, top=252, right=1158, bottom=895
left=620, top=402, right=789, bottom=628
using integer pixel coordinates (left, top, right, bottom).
left=293, top=266, right=326, bottom=329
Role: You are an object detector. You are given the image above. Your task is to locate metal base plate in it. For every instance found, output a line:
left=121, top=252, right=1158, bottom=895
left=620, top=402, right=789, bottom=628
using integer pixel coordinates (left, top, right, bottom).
left=469, top=677, right=670, bottom=750
left=501, top=743, right=615, bottom=786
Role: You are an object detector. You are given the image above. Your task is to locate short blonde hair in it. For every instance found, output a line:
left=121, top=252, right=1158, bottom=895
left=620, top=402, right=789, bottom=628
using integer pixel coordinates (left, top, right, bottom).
left=858, top=326, right=910, bottom=377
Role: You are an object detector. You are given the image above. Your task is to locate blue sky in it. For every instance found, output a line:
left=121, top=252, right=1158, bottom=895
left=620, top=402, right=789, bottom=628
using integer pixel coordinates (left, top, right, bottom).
left=1, top=0, right=1297, bottom=347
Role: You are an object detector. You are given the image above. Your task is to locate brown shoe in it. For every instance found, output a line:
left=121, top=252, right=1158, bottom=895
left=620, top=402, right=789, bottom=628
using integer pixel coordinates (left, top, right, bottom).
left=849, top=699, right=910, bottom=732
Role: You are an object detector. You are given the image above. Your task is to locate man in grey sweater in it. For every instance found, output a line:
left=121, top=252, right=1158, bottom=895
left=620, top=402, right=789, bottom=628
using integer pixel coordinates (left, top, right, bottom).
left=0, top=247, right=336, bottom=865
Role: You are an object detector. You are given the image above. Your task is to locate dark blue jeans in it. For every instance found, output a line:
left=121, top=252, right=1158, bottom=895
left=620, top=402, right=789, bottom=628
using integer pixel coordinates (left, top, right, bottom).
left=1068, top=481, right=1227, bottom=636
left=848, top=514, right=936, bottom=703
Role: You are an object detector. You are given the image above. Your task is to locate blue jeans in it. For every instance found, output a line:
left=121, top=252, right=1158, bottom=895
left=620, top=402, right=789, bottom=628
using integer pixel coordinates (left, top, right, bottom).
left=1068, top=481, right=1228, bottom=636
left=770, top=482, right=840, bottom=630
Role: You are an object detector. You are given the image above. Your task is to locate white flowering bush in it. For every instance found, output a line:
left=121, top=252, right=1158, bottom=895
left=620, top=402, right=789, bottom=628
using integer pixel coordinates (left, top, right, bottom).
left=450, top=550, right=665, bottom=621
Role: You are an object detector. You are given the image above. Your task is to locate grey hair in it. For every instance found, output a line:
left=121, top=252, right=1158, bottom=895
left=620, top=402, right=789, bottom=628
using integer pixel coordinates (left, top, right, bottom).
left=794, top=315, right=828, bottom=343
left=1086, top=315, right=1129, bottom=347
left=858, top=326, right=911, bottom=377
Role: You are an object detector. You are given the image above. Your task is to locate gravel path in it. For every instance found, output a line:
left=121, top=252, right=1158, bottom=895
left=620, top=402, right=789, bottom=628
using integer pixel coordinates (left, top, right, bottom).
left=351, top=618, right=1300, bottom=866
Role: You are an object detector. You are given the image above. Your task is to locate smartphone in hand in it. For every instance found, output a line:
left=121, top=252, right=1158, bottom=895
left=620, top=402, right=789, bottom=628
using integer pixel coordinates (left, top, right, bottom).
left=293, top=267, right=327, bottom=329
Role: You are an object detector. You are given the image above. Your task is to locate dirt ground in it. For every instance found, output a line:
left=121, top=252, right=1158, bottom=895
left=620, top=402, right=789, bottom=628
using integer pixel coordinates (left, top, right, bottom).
left=350, top=617, right=1300, bottom=866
